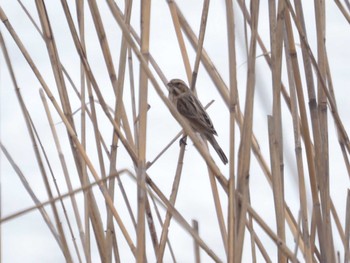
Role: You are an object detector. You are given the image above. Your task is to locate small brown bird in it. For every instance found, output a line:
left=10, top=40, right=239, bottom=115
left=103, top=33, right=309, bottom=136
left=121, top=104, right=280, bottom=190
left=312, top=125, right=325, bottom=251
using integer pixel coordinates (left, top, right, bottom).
left=167, top=79, right=228, bottom=164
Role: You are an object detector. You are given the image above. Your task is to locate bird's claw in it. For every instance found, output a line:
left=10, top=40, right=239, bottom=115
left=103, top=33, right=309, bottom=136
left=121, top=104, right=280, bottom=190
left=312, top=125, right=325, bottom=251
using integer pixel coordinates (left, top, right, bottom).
left=180, top=136, right=187, bottom=146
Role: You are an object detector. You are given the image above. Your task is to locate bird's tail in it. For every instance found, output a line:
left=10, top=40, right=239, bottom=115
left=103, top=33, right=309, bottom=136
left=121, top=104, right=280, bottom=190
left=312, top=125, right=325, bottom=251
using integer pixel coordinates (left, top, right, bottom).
left=207, top=135, right=228, bottom=165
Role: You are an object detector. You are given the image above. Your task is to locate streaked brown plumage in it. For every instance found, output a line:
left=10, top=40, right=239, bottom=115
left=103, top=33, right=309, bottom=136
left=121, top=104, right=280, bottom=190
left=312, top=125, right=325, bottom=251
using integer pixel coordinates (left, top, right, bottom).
left=167, top=79, right=228, bottom=164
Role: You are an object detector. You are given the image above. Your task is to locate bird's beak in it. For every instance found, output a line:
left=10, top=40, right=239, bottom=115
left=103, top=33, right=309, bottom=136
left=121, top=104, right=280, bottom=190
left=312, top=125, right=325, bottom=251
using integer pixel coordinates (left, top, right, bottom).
left=167, top=82, right=173, bottom=91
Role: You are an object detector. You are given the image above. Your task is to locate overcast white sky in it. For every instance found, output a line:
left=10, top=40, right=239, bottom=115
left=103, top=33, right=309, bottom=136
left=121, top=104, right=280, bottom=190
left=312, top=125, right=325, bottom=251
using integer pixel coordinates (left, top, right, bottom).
left=1, top=1, right=350, bottom=262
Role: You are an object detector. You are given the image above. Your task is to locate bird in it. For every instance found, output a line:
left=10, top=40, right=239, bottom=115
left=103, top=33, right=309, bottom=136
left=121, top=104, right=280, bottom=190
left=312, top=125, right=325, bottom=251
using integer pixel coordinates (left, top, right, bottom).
left=167, top=78, right=228, bottom=165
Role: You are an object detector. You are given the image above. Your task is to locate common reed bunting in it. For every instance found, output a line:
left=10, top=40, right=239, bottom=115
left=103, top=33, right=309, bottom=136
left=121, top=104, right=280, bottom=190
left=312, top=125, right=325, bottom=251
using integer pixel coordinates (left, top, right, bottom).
left=168, top=79, right=228, bottom=164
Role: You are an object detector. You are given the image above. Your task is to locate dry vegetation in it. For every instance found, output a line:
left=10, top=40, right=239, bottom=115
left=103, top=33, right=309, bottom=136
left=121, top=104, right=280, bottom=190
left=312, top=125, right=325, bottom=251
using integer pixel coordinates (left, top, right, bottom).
left=1, top=0, right=350, bottom=262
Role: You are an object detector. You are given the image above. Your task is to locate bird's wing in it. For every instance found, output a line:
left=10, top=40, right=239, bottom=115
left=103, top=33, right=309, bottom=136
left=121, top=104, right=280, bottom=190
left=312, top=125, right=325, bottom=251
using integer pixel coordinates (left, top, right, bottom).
left=177, top=93, right=217, bottom=135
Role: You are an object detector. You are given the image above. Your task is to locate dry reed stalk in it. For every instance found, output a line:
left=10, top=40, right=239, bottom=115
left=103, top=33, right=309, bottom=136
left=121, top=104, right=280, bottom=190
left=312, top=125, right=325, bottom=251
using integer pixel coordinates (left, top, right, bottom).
left=225, top=0, right=238, bottom=261
left=167, top=0, right=192, bottom=82
left=235, top=1, right=259, bottom=261
left=192, top=220, right=201, bottom=263
left=268, top=1, right=286, bottom=261
left=315, top=0, right=336, bottom=261
left=136, top=0, right=151, bottom=260
left=247, top=213, right=257, bottom=263
left=283, top=11, right=312, bottom=261
left=190, top=0, right=209, bottom=91
left=76, top=0, right=92, bottom=261
left=156, top=142, right=186, bottom=262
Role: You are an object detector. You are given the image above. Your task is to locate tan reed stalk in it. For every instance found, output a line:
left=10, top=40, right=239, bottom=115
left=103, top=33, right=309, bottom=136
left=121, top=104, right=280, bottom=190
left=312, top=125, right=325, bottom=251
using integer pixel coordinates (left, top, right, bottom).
left=283, top=11, right=312, bottom=261
left=247, top=211, right=257, bottom=263
left=145, top=197, right=159, bottom=258
left=166, top=0, right=192, bottom=82
left=75, top=1, right=92, bottom=261
left=315, top=0, right=336, bottom=261
left=192, top=220, right=201, bottom=263
left=136, top=0, right=151, bottom=261
left=268, top=1, right=286, bottom=261
left=190, top=0, right=209, bottom=91
left=156, top=142, right=187, bottom=262
left=225, top=0, right=238, bottom=261
left=268, top=115, right=286, bottom=263
left=235, top=1, right=260, bottom=261
left=128, top=46, right=139, bottom=141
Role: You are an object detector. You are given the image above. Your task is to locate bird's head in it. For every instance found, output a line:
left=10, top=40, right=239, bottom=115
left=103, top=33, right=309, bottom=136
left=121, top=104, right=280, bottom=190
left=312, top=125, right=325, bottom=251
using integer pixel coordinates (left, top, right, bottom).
left=167, top=79, right=189, bottom=96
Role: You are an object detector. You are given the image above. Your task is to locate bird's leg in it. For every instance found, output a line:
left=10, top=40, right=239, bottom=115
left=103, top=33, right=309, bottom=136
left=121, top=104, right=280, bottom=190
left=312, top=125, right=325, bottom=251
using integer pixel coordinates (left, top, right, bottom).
left=180, top=135, right=188, bottom=146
